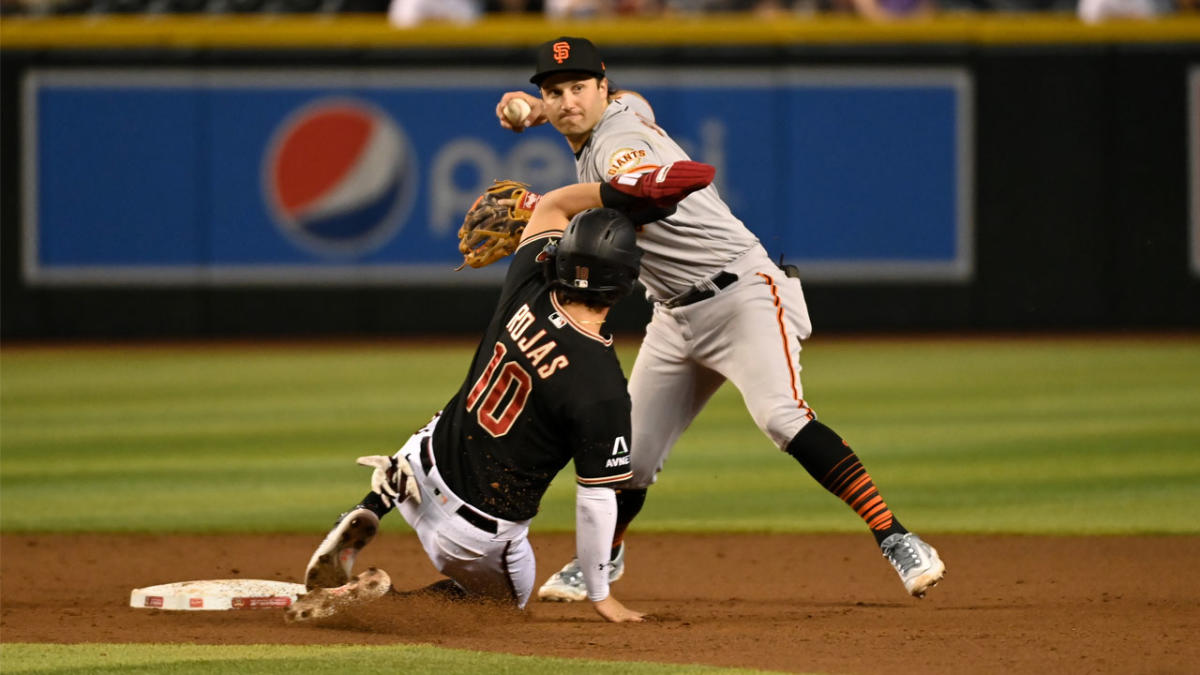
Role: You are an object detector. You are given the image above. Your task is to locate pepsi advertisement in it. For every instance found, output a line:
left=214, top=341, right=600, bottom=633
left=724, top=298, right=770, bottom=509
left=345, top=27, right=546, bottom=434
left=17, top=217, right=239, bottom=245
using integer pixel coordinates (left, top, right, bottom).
left=22, top=68, right=971, bottom=286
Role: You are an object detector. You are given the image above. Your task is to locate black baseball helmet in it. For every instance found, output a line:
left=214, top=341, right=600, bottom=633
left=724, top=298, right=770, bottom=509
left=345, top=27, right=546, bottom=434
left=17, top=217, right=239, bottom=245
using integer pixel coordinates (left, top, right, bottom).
left=552, top=208, right=642, bottom=303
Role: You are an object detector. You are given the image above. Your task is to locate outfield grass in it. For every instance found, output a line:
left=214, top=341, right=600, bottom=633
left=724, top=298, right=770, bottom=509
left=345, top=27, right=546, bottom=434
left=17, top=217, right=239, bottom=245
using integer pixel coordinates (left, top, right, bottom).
left=0, top=643, right=781, bottom=674
left=2, top=336, right=1198, bottom=535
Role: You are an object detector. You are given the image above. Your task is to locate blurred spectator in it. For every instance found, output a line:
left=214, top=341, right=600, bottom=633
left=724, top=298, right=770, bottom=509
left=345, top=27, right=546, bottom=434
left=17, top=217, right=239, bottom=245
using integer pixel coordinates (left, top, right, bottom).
left=663, top=0, right=777, bottom=13
left=490, top=0, right=534, bottom=11
left=389, top=0, right=482, bottom=25
left=748, top=0, right=933, bottom=17
left=845, top=0, right=934, bottom=19
left=1, top=0, right=92, bottom=13
left=545, top=0, right=663, bottom=17
left=1077, top=0, right=1172, bottom=21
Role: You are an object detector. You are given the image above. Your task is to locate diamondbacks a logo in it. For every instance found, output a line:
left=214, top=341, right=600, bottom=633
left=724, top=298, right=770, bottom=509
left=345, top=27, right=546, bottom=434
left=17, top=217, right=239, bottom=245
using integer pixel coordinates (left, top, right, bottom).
left=606, top=436, right=631, bottom=468
left=611, top=436, right=629, bottom=456
left=263, top=97, right=417, bottom=258
left=553, top=41, right=571, bottom=64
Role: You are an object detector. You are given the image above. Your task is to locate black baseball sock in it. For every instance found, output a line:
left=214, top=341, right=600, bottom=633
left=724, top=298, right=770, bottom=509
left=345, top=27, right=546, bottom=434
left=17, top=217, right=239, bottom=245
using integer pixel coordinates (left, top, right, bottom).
left=354, top=491, right=393, bottom=520
left=612, top=488, right=647, bottom=559
left=785, top=421, right=906, bottom=546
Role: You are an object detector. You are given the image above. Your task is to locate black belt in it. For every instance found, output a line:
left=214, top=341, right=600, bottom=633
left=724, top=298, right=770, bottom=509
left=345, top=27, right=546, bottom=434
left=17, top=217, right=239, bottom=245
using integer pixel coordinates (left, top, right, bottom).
left=420, top=436, right=434, bottom=475
left=455, top=505, right=498, bottom=534
left=662, top=271, right=738, bottom=308
left=419, top=436, right=499, bottom=535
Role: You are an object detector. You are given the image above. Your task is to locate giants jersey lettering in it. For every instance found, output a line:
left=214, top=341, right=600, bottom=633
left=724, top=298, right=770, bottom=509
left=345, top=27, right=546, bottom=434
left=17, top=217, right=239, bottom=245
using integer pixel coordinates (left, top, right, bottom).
left=431, top=233, right=633, bottom=521
left=575, top=95, right=760, bottom=301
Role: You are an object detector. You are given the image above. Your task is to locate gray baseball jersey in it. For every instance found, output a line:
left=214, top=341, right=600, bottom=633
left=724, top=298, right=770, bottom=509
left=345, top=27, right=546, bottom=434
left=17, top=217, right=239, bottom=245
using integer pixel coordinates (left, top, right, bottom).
left=576, top=93, right=817, bottom=485
left=575, top=95, right=759, bottom=302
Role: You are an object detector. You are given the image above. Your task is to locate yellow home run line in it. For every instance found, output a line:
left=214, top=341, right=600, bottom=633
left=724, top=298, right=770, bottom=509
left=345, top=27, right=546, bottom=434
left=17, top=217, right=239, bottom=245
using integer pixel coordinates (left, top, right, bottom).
left=2, top=14, right=1200, bottom=50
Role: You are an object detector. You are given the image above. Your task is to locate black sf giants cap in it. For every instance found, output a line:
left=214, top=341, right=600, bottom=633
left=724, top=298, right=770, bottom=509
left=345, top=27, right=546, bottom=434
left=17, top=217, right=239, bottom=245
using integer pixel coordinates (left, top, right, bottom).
left=530, top=36, right=606, bottom=86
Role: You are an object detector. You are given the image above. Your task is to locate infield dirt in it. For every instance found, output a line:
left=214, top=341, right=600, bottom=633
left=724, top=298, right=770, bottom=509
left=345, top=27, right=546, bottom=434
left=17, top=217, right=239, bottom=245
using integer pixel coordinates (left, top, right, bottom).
left=2, top=533, right=1197, bottom=674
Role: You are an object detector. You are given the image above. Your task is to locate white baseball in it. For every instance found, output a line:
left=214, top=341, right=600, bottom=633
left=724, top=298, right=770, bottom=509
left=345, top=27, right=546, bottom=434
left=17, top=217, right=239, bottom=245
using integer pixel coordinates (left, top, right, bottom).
left=504, top=98, right=532, bottom=126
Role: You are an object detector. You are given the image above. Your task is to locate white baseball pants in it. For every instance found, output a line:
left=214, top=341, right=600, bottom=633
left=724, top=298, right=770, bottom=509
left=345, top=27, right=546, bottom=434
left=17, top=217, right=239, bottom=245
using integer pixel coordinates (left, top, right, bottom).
left=627, top=244, right=815, bottom=488
left=394, top=416, right=536, bottom=608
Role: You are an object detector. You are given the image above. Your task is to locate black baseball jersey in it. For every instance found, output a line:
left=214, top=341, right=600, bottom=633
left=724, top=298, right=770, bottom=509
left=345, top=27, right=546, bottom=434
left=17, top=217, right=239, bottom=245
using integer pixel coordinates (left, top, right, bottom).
left=431, top=231, right=634, bottom=522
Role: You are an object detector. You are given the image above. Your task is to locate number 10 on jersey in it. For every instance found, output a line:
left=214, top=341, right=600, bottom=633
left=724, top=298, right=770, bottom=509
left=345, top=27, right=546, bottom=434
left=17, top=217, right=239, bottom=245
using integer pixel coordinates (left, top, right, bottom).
left=465, top=343, right=532, bottom=437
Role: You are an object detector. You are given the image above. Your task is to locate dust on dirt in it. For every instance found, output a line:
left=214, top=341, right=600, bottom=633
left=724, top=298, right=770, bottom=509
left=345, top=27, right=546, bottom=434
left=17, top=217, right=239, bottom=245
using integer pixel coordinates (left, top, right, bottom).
left=2, top=532, right=1197, bottom=674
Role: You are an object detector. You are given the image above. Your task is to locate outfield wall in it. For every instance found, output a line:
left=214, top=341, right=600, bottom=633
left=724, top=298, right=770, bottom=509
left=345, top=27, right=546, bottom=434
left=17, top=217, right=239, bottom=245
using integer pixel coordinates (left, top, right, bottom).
left=2, top=16, right=1199, bottom=338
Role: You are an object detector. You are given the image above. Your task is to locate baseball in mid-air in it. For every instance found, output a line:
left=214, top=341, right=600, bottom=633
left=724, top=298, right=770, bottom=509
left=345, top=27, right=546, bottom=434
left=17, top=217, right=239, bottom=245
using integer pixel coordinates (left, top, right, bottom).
left=504, top=98, right=532, bottom=126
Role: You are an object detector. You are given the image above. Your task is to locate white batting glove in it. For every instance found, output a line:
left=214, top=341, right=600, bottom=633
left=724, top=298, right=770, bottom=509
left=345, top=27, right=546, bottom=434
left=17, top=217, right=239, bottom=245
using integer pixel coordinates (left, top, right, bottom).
left=356, top=455, right=422, bottom=507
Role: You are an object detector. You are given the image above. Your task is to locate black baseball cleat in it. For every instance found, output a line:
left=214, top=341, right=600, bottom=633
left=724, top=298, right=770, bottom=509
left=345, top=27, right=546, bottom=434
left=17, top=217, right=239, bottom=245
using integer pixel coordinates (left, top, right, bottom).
left=285, top=567, right=392, bottom=624
left=303, top=508, right=380, bottom=591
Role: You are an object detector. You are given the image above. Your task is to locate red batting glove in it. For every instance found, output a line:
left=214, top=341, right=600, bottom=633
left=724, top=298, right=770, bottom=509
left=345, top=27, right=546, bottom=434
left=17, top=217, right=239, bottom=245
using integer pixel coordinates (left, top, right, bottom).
left=602, top=161, right=716, bottom=210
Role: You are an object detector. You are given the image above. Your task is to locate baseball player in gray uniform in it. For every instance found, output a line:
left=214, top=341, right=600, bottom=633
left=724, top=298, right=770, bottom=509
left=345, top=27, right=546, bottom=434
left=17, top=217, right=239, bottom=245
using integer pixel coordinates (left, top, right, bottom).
left=496, top=36, right=947, bottom=603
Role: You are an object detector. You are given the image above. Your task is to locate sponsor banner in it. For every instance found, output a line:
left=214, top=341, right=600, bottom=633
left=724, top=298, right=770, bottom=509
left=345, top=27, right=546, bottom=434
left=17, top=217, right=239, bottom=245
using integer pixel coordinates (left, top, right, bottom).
left=23, top=68, right=971, bottom=285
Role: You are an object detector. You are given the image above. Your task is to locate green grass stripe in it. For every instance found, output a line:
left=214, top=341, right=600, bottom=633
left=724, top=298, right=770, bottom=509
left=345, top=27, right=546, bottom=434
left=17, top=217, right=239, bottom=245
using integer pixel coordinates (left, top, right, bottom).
left=2, top=338, right=1197, bottom=535
left=0, top=643, right=785, bottom=675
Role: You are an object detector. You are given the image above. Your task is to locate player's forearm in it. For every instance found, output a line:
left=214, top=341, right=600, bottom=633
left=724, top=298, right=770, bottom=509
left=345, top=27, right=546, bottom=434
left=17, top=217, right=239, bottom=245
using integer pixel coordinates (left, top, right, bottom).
left=522, top=183, right=603, bottom=240
left=575, top=484, right=618, bottom=603
left=540, top=182, right=603, bottom=220
left=523, top=161, right=713, bottom=240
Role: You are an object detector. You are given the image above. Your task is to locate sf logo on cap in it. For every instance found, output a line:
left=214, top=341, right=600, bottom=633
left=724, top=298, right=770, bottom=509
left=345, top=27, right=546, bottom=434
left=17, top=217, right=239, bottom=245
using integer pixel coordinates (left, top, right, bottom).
left=553, top=41, right=571, bottom=64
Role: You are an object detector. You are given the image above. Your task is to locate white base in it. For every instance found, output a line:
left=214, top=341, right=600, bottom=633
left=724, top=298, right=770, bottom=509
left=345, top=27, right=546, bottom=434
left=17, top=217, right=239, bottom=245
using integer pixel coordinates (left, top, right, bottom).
left=130, top=579, right=306, bottom=611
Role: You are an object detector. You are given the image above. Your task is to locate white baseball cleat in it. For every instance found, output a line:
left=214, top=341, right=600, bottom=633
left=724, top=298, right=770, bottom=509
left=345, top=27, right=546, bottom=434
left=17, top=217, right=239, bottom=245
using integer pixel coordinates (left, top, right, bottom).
left=304, top=508, right=380, bottom=591
left=537, top=543, right=625, bottom=603
left=285, top=567, right=391, bottom=624
left=881, top=532, right=946, bottom=598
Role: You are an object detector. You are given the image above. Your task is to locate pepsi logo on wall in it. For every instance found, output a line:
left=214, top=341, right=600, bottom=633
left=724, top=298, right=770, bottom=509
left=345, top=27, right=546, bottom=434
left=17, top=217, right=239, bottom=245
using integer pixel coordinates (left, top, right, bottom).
left=262, top=97, right=418, bottom=258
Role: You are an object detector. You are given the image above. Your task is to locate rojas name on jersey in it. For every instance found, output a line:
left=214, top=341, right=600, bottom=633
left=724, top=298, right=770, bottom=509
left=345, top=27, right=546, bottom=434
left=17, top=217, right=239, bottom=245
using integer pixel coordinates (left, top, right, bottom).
left=506, top=304, right=569, bottom=379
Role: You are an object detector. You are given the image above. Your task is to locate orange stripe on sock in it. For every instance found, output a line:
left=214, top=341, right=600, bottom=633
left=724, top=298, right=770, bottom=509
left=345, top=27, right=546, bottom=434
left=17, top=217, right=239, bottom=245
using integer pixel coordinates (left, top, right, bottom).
left=838, top=472, right=872, bottom=501
left=862, top=498, right=888, bottom=518
left=821, top=455, right=855, bottom=486
left=830, top=466, right=868, bottom=497
left=855, top=494, right=883, bottom=517
left=829, top=468, right=860, bottom=496
left=848, top=482, right=877, bottom=505
left=825, top=460, right=858, bottom=491
left=849, top=487, right=879, bottom=512
left=868, top=513, right=894, bottom=530
left=830, top=460, right=864, bottom=491
left=868, top=514, right=893, bottom=531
